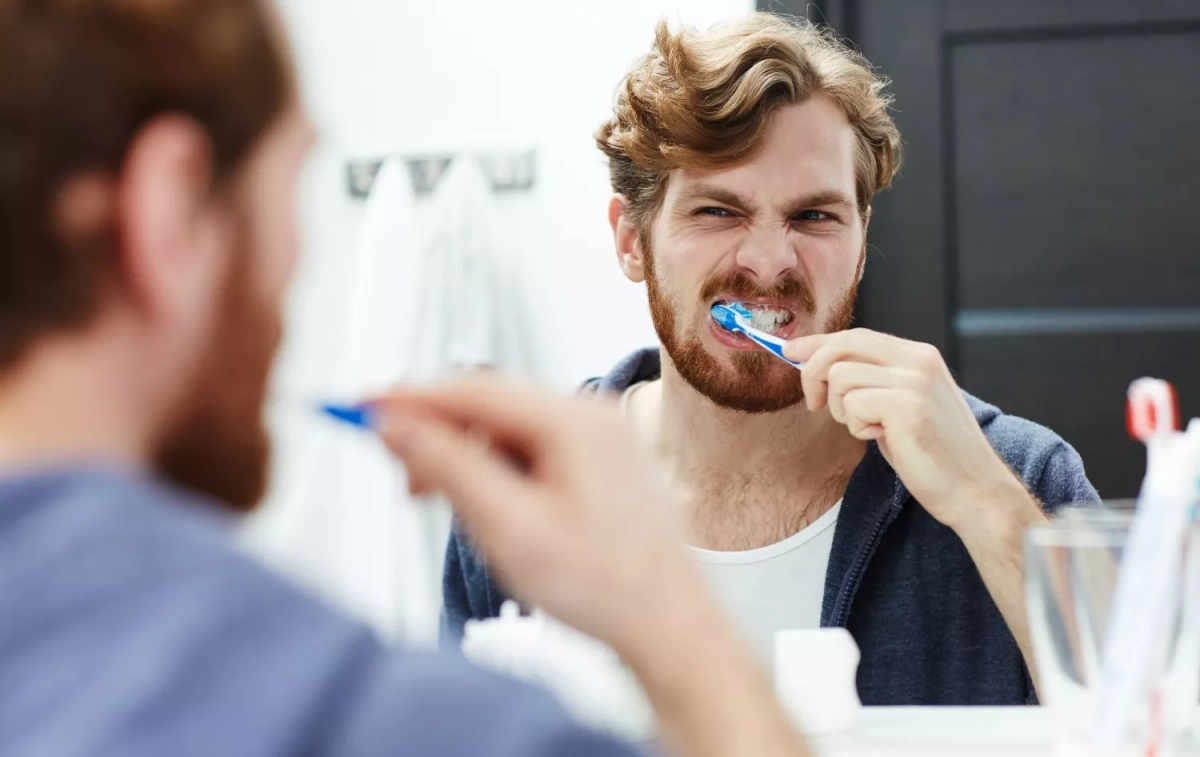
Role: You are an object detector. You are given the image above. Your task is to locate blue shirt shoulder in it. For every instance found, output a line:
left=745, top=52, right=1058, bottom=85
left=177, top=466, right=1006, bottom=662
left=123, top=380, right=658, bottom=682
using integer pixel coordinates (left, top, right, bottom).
left=0, top=467, right=634, bottom=757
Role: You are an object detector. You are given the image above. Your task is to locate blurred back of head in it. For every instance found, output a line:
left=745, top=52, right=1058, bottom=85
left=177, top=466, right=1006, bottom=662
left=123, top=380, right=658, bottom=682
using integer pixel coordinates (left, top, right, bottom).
left=0, top=0, right=301, bottom=511
left=0, top=0, right=290, bottom=369
left=595, top=13, right=903, bottom=234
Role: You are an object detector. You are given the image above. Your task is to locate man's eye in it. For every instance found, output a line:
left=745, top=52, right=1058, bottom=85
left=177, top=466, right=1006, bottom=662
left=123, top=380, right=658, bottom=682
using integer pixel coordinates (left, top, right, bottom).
left=797, top=210, right=831, bottom=222
left=697, top=207, right=735, bottom=218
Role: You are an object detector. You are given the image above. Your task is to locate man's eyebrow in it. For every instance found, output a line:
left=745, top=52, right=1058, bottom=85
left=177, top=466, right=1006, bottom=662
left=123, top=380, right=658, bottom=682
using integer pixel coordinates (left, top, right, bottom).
left=675, top=186, right=857, bottom=217
left=783, top=190, right=856, bottom=216
left=675, top=184, right=756, bottom=213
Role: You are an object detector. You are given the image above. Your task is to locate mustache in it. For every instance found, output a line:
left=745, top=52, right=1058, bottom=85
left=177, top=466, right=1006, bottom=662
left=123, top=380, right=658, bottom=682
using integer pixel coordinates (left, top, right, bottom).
left=699, top=270, right=817, bottom=315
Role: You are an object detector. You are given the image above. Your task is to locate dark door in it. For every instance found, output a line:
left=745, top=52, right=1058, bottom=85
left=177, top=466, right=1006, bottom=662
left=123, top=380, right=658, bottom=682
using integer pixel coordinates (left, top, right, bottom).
left=762, top=0, right=1200, bottom=498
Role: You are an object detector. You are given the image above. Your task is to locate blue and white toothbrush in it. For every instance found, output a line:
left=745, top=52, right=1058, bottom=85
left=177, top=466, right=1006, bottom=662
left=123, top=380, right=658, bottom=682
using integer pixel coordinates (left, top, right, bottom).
left=271, top=394, right=380, bottom=430
left=710, top=302, right=804, bottom=371
left=319, top=402, right=378, bottom=429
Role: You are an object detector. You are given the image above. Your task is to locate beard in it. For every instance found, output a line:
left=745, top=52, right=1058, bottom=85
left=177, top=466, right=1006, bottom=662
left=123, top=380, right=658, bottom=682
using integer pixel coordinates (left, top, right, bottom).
left=645, top=238, right=860, bottom=415
left=154, top=243, right=282, bottom=512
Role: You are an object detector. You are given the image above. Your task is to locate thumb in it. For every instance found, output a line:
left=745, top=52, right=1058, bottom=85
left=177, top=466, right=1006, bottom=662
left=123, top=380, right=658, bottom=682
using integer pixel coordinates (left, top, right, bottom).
left=378, top=410, right=542, bottom=542
left=783, top=332, right=832, bottom=362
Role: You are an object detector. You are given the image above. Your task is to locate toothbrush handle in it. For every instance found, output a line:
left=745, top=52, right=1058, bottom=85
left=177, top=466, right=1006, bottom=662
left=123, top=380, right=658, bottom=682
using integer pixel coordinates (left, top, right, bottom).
left=743, top=330, right=805, bottom=371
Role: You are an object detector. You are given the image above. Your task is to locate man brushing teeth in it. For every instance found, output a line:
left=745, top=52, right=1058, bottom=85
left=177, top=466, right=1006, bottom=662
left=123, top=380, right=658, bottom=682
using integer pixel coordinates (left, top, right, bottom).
left=709, top=299, right=800, bottom=344
left=442, top=14, right=1099, bottom=707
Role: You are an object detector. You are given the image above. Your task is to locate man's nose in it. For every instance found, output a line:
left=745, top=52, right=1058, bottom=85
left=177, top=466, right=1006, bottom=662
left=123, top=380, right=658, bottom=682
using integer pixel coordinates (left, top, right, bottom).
left=733, top=226, right=797, bottom=287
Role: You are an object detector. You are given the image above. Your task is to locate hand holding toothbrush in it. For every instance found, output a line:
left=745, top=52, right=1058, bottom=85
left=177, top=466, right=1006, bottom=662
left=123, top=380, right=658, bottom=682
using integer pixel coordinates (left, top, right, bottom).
left=376, top=380, right=695, bottom=649
left=785, top=329, right=1047, bottom=686
left=784, top=328, right=1038, bottom=530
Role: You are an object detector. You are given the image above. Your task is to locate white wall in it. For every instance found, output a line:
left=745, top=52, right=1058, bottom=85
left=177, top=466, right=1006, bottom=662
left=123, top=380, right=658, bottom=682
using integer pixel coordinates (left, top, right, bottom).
left=248, top=0, right=754, bottom=632
left=276, top=0, right=752, bottom=397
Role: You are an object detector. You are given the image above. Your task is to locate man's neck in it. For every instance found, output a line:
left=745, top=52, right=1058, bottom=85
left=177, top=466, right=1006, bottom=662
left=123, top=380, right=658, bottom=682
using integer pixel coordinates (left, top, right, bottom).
left=0, top=337, right=156, bottom=474
left=626, top=356, right=866, bottom=551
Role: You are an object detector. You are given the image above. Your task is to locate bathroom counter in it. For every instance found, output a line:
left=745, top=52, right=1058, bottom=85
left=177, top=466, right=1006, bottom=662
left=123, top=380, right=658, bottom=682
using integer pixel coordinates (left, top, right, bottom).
left=812, top=706, right=1051, bottom=756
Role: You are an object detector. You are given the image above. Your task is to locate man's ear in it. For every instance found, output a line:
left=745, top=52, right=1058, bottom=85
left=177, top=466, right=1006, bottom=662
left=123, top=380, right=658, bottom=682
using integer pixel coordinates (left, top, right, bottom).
left=608, top=194, right=645, bottom=284
left=116, top=114, right=229, bottom=320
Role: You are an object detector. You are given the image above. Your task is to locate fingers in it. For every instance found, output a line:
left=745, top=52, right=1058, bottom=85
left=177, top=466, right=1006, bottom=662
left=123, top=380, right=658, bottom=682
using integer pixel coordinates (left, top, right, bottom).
left=841, top=387, right=904, bottom=441
left=374, top=375, right=570, bottom=457
left=783, top=332, right=835, bottom=363
left=799, top=330, right=899, bottom=409
left=407, top=472, right=433, bottom=497
left=793, top=330, right=944, bottom=411
left=380, top=409, right=544, bottom=550
left=824, top=362, right=916, bottom=424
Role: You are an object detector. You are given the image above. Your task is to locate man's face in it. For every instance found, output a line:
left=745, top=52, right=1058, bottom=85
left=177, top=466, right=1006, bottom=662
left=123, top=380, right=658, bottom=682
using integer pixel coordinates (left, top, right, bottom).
left=155, top=108, right=314, bottom=510
left=640, top=96, right=866, bottom=413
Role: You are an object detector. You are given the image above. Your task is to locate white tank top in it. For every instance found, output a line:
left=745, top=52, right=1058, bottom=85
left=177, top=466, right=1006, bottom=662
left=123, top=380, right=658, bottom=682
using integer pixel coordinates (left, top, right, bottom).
left=689, top=502, right=840, bottom=667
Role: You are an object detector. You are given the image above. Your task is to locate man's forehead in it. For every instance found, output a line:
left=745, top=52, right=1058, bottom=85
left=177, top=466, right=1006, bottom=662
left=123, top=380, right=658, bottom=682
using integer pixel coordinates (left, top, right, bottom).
left=665, top=98, right=858, bottom=208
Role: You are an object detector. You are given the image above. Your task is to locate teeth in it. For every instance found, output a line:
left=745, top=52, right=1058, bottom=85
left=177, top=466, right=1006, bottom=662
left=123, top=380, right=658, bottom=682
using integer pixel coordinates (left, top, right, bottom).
left=745, top=305, right=794, bottom=334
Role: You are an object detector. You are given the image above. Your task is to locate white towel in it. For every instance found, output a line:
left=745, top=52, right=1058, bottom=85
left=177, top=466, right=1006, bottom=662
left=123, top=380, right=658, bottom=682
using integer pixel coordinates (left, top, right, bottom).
left=245, top=155, right=534, bottom=647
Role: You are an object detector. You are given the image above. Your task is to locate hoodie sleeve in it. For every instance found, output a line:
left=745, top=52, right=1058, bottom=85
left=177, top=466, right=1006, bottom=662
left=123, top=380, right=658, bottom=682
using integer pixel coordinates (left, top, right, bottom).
left=1030, top=439, right=1102, bottom=511
left=976, top=400, right=1102, bottom=512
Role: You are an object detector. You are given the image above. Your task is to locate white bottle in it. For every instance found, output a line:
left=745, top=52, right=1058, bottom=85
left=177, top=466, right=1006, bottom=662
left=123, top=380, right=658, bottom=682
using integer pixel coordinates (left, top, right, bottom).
left=774, top=627, right=862, bottom=735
